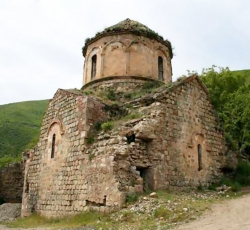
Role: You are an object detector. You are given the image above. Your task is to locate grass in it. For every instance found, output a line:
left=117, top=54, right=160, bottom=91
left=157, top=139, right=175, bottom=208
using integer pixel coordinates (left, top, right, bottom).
left=123, top=81, right=163, bottom=100
left=0, top=100, right=49, bottom=167
left=209, top=160, right=250, bottom=192
left=154, top=206, right=172, bottom=219
left=101, top=121, right=114, bottom=131
left=0, top=155, right=22, bottom=169
left=7, top=212, right=113, bottom=229
left=6, top=190, right=236, bottom=230
left=125, top=193, right=139, bottom=204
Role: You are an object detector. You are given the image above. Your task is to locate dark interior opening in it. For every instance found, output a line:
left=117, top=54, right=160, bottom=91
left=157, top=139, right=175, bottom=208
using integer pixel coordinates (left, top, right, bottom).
left=126, top=134, right=135, bottom=144
left=51, top=134, right=56, bottom=158
left=0, top=197, right=5, bottom=205
left=25, top=182, right=29, bottom=193
left=91, top=55, right=97, bottom=79
left=102, top=196, right=107, bottom=206
left=158, top=56, right=164, bottom=81
left=136, top=167, right=150, bottom=191
left=198, top=144, right=202, bottom=171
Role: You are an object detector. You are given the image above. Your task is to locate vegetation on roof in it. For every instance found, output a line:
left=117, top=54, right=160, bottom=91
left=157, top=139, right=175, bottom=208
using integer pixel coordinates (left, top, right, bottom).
left=82, top=18, right=173, bottom=58
left=1, top=68, right=250, bottom=168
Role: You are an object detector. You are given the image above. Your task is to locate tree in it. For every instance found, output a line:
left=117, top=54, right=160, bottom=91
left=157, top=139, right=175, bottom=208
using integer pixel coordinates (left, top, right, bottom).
left=200, top=66, right=250, bottom=156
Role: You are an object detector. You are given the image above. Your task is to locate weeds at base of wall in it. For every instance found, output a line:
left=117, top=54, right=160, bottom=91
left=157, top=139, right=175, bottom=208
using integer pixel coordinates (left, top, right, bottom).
left=125, top=193, right=139, bottom=204
left=7, top=190, right=235, bottom=230
left=208, top=160, right=250, bottom=192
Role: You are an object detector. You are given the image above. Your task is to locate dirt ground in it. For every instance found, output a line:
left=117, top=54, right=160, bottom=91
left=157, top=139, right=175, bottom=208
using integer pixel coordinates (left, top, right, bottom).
left=1, top=194, right=250, bottom=230
left=174, top=193, right=250, bottom=230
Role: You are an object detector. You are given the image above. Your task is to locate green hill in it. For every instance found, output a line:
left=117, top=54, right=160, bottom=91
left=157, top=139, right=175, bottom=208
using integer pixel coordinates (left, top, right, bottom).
left=0, top=100, right=49, bottom=159
left=0, top=69, right=249, bottom=164
left=231, top=69, right=250, bottom=77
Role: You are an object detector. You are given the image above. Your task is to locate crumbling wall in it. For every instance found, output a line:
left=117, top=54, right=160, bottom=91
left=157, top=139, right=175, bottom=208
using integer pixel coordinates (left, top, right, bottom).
left=124, top=77, right=227, bottom=189
left=22, top=89, right=124, bottom=217
left=0, top=162, right=23, bottom=203
left=22, top=76, right=229, bottom=218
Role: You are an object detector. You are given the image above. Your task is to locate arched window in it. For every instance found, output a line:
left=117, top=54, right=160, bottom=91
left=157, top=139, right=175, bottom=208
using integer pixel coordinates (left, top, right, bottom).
left=158, top=56, right=164, bottom=81
left=51, top=134, right=56, bottom=158
left=198, top=144, right=202, bottom=171
left=91, top=55, right=97, bottom=79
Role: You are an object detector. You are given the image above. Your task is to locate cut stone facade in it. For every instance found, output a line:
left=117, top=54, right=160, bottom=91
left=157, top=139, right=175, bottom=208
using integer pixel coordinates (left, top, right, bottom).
left=21, top=19, right=229, bottom=218
left=82, top=19, right=173, bottom=85
left=22, top=76, right=227, bottom=217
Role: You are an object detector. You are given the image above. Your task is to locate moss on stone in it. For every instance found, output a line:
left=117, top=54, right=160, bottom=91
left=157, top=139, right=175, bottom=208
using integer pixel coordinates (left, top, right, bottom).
left=82, top=18, right=173, bottom=58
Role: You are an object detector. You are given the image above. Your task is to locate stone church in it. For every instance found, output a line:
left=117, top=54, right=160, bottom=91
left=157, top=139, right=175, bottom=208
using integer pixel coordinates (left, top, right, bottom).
left=21, top=19, right=227, bottom=217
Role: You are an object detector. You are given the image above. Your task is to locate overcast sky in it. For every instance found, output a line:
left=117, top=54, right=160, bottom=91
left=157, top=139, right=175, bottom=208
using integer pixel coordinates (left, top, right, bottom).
left=0, top=0, right=249, bottom=105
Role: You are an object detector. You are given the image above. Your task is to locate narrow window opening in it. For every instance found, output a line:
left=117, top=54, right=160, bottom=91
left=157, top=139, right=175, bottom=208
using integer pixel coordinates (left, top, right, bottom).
left=158, top=56, right=164, bottom=81
left=198, top=144, right=202, bottom=171
left=51, top=134, right=56, bottom=158
left=91, top=55, right=97, bottom=79
left=102, top=196, right=107, bottom=206
left=25, top=182, right=29, bottom=193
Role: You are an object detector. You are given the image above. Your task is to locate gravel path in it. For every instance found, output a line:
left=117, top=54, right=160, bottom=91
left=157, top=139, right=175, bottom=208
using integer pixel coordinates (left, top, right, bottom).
left=174, top=193, right=250, bottom=230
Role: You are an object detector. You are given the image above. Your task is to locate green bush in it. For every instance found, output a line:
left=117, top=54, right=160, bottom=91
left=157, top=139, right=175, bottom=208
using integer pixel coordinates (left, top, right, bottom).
left=142, top=81, right=162, bottom=91
left=209, top=160, right=250, bottom=191
left=101, top=121, right=114, bottom=131
left=0, top=155, right=21, bottom=170
left=154, top=206, right=171, bottom=219
left=125, top=193, right=139, bottom=204
left=219, top=176, right=234, bottom=187
left=234, top=161, right=250, bottom=186
left=86, top=136, right=95, bottom=145
left=124, top=92, right=132, bottom=99
left=94, top=121, right=102, bottom=131
left=106, top=89, right=116, bottom=101
left=231, top=182, right=241, bottom=192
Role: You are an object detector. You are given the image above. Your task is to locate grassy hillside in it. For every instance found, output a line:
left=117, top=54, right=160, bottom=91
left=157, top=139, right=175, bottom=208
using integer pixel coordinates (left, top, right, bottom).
left=0, top=100, right=49, bottom=159
left=231, top=69, right=250, bottom=77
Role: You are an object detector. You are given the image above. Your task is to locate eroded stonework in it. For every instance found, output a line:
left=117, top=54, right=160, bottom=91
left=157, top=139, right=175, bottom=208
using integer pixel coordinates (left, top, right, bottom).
left=21, top=19, right=231, bottom=218
left=0, top=162, right=23, bottom=203
left=82, top=19, right=173, bottom=85
left=22, top=76, right=228, bottom=217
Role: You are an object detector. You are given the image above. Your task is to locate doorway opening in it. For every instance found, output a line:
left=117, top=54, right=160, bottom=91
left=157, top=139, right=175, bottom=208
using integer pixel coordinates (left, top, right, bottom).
left=136, top=167, right=152, bottom=192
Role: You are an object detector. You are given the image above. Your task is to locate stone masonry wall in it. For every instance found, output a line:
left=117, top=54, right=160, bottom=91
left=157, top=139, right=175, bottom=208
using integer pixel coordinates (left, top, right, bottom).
left=0, top=162, right=23, bottom=203
left=78, top=76, right=227, bottom=194
left=118, top=77, right=227, bottom=190
left=83, top=34, right=172, bottom=85
left=22, top=89, right=124, bottom=217
left=22, top=76, right=228, bottom=218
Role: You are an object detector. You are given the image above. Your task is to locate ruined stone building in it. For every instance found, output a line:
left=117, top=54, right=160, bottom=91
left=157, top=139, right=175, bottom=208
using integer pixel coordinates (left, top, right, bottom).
left=21, top=19, right=227, bottom=217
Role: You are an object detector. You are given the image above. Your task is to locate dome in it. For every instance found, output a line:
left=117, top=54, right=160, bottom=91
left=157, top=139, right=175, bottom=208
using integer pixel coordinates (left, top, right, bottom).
left=82, top=18, right=173, bottom=58
left=82, top=19, right=173, bottom=86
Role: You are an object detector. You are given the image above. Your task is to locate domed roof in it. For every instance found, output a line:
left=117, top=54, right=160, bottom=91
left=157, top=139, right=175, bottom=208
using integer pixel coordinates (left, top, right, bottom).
left=104, top=18, right=160, bottom=36
left=82, top=18, right=173, bottom=58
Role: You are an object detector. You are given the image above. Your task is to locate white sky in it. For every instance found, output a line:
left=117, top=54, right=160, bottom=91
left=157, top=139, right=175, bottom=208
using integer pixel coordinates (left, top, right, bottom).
left=0, top=0, right=249, bottom=105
